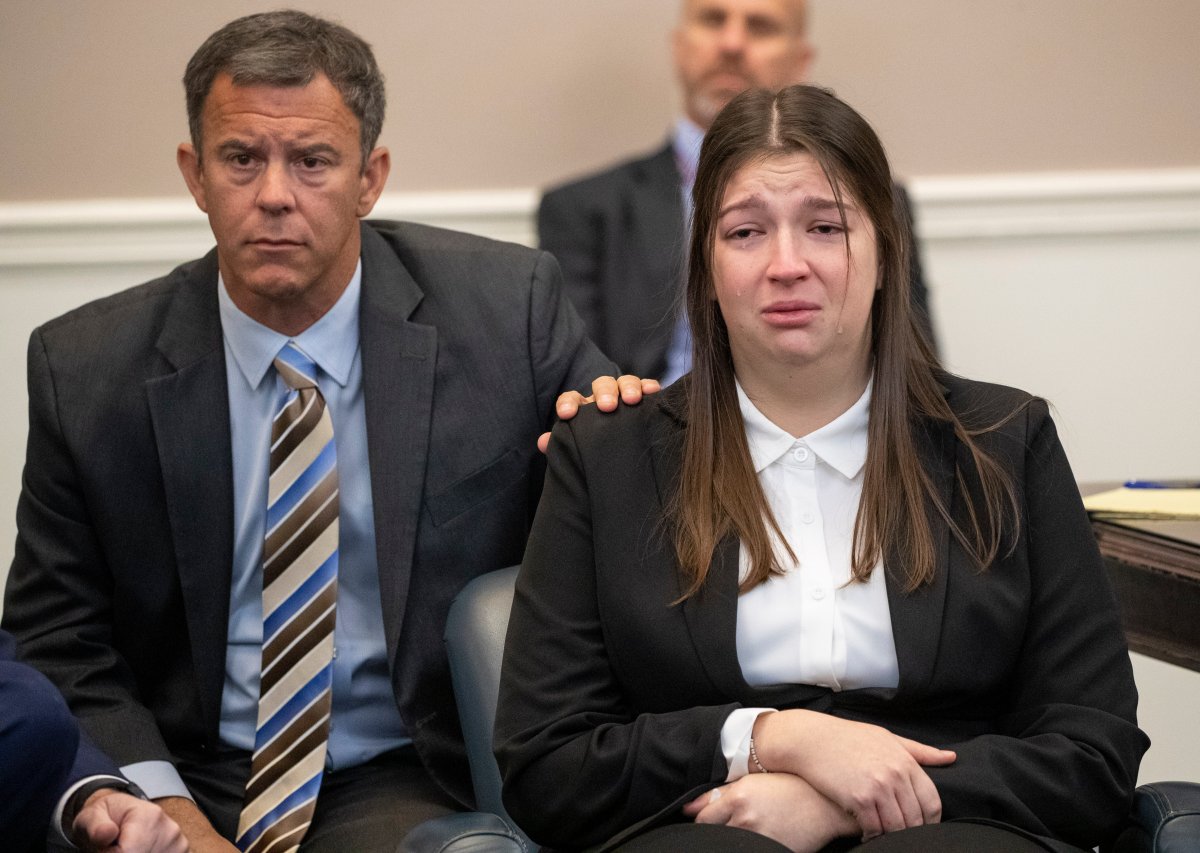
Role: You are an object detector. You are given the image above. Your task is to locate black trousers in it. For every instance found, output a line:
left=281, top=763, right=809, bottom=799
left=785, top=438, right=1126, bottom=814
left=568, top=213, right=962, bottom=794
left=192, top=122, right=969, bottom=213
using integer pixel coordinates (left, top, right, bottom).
left=178, top=745, right=459, bottom=852
left=615, top=821, right=1073, bottom=852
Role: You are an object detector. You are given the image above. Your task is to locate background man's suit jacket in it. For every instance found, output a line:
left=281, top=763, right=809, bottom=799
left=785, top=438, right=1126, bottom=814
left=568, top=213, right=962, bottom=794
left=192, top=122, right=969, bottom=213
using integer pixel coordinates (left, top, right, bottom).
left=496, top=377, right=1147, bottom=853
left=538, top=141, right=936, bottom=379
left=2, top=220, right=614, bottom=807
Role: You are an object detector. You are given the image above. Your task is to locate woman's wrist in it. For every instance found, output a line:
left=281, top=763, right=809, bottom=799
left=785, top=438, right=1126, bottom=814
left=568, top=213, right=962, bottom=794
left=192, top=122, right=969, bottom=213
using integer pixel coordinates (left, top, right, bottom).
left=749, top=710, right=775, bottom=773
left=751, top=708, right=819, bottom=775
left=748, top=733, right=769, bottom=773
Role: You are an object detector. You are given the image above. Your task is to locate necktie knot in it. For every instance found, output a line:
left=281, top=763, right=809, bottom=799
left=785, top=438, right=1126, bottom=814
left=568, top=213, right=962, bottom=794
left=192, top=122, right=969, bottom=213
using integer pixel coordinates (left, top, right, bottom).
left=274, top=342, right=319, bottom=391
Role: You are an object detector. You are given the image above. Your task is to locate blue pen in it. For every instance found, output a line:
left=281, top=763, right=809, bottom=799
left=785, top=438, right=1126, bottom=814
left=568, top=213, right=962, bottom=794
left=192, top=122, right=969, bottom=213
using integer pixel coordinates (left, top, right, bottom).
left=1124, top=479, right=1200, bottom=489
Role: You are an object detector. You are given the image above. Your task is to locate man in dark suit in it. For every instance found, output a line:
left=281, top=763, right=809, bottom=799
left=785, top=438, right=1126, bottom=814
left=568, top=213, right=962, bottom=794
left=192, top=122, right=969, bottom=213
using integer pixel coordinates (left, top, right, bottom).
left=2, top=10, right=635, bottom=852
left=0, top=629, right=184, bottom=852
left=539, top=0, right=935, bottom=382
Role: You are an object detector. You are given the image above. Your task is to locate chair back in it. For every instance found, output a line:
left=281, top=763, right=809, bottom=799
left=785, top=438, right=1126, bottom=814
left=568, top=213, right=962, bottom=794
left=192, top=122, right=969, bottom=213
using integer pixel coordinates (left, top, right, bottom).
left=444, top=566, right=526, bottom=832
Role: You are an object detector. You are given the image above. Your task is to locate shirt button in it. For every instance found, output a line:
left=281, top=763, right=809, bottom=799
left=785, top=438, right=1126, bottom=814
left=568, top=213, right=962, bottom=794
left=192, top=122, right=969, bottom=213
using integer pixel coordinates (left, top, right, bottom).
left=801, top=511, right=815, bottom=524
left=332, top=646, right=338, bottom=659
left=811, top=588, right=826, bottom=600
left=792, top=447, right=810, bottom=462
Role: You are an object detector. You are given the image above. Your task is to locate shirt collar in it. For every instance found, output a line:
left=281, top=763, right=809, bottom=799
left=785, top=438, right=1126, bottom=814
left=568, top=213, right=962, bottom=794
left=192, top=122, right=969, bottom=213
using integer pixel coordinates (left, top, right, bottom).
left=671, top=116, right=706, bottom=189
left=217, top=260, right=362, bottom=391
left=736, top=378, right=872, bottom=480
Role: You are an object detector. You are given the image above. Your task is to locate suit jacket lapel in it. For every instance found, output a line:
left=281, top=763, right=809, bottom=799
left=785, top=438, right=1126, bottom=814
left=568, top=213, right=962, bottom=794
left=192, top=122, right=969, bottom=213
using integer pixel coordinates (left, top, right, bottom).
left=144, top=251, right=233, bottom=734
left=651, top=386, right=769, bottom=701
left=630, top=142, right=685, bottom=269
left=358, top=224, right=437, bottom=672
left=886, top=415, right=955, bottom=696
left=656, top=383, right=955, bottom=708
left=682, top=536, right=751, bottom=699
left=627, top=144, right=687, bottom=372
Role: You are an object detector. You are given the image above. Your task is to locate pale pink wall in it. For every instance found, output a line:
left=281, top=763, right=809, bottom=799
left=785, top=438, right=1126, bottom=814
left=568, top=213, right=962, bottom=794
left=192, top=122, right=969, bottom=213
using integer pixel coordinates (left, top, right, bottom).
left=2, top=0, right=1197, bottom=201
left=808, top=0, right=1200, bottom=179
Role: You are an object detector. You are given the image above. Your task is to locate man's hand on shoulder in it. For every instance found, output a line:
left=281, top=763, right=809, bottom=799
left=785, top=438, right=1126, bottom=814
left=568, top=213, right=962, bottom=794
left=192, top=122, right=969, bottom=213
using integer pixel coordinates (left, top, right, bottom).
left=73, top=789, right=189, bottom=852
left=539, top=375, right=662, bottom=453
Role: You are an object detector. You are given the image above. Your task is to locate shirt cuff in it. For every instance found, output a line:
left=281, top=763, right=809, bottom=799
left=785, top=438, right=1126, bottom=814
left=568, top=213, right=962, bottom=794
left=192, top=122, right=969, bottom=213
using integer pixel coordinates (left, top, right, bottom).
left=120, top=760, right=194, bottom=801
left=720, top=707, right=776, bottom=782
left=53, top=774, right=127, bottom=846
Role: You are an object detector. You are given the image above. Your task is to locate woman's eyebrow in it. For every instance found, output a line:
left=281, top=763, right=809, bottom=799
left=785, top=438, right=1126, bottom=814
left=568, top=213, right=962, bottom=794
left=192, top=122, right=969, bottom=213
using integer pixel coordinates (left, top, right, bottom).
left=718, top=194, right=857, bottom=217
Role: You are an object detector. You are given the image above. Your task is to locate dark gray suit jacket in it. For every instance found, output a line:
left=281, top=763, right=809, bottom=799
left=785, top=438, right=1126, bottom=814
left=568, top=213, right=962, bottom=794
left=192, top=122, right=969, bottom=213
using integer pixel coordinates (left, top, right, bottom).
left=2, top=220, right=614, bottom=807
left=538, top=141, right=936, bottom=379
left=496, top=377, right=1146, bottom=852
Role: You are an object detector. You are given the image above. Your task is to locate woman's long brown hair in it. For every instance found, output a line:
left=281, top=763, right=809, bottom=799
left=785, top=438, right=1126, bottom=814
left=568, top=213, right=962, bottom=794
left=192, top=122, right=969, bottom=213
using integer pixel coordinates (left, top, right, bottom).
left=673, top=85, right=1020, bottom=599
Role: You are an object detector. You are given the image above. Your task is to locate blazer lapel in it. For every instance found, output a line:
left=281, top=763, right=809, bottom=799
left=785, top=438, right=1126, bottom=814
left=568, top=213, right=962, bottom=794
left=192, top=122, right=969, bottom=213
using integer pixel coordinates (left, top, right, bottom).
left=886, top=415, right=955, bottom=696
left=358, top=225, right=437, bottom=672
left=682, top=536, right=752, bottom=698
left=655, top=382, right=951, bottom=710
left=624, top=144, right=687, bottom=373
left=651, top=385, right=766, bottom=701
left=630, top=143, right=685, bottom=270
left=144, top=252, right=233, bottom=734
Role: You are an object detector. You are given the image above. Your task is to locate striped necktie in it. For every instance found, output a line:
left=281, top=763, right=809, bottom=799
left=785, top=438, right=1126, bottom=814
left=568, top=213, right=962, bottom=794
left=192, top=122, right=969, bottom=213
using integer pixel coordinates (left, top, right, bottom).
left=236, top=342, right=339, bottom=853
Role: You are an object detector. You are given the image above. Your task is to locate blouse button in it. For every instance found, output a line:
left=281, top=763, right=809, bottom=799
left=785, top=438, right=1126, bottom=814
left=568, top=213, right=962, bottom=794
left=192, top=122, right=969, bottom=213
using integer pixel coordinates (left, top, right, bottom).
left=791, top=446, right=810, bottom=462
left=811, top=588, right=827, bottom=600
left=801, top=511, right=815, bottom=524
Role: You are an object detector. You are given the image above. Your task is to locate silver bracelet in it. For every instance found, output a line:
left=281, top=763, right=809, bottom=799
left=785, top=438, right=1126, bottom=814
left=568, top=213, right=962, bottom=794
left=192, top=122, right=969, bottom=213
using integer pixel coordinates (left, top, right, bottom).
left=749, top=736, right=769, bottom=773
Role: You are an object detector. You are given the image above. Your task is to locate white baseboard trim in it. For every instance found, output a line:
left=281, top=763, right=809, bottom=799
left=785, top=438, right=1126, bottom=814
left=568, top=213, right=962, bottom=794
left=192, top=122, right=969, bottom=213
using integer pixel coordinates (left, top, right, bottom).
left=0, top=190, right=540, bottom=270
left=911, top=169, right=1200, bottom=240
left=1, top=170, right=1198, bottom=269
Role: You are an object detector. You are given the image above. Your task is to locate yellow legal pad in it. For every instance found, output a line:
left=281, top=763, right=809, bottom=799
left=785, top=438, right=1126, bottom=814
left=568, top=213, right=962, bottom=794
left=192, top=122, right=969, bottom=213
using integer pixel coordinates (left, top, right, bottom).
left=1083, top=487, right=1200, bottom=520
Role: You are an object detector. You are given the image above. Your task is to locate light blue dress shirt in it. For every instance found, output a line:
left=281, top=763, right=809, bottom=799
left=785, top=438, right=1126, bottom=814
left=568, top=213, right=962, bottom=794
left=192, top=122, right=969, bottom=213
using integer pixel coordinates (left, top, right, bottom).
left=124, top=263, right=407, bottom=800
left=661, top=117, right=706, bottom=386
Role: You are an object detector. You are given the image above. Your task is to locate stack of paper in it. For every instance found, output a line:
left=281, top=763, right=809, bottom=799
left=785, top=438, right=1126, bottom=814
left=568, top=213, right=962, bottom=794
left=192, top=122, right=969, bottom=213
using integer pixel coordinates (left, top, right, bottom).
left=1083, top=487, right=1200, bottom=520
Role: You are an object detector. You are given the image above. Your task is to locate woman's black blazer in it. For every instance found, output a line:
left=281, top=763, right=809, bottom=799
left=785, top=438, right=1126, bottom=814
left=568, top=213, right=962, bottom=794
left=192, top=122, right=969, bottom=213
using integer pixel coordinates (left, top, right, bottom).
left=495, top=375, right=1147, bottom=852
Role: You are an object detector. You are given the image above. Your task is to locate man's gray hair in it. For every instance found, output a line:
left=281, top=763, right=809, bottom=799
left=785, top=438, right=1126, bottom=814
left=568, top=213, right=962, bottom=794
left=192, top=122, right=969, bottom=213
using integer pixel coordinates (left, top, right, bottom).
left=183, top=9, right=386, bottom=167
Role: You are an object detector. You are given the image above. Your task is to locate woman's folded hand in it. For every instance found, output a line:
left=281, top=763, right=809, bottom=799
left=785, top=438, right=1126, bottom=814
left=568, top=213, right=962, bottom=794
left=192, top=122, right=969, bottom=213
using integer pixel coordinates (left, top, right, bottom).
left=683, top=772, right=857, bottom=853
left=752, top=710, right=956, bottom=840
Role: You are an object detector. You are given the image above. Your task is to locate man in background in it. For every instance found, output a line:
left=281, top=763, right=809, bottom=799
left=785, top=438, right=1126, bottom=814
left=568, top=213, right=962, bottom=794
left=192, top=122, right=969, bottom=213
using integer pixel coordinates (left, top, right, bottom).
left=539, top=0, right=934, bottom=383
left=3, top=10, right=639, bottom=852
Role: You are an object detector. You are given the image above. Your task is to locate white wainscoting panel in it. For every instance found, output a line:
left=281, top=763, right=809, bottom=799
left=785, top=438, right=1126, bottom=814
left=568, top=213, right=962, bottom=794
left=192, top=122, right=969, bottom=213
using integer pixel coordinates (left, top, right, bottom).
left=2, top=170, right=1198, bottom=783
left=911, top=170, right=1200, bottom=486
